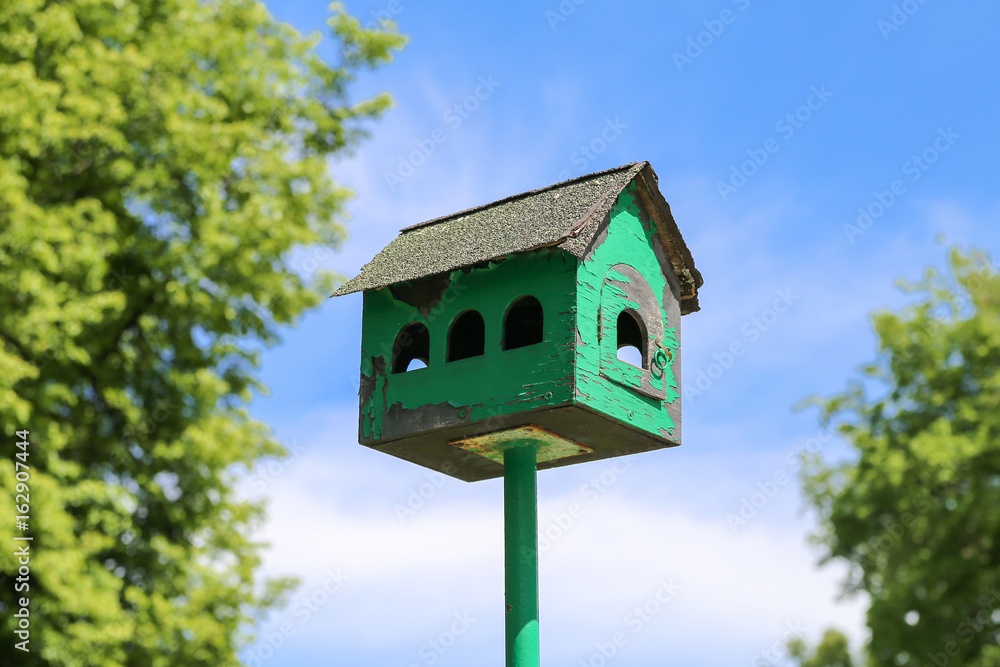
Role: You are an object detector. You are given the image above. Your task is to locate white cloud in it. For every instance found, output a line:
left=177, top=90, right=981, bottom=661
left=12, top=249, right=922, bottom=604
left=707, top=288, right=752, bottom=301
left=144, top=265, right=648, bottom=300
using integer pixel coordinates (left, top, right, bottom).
left=255, top=90, right=1000, bottom=660
left=248, top=414, right=867, bottom=666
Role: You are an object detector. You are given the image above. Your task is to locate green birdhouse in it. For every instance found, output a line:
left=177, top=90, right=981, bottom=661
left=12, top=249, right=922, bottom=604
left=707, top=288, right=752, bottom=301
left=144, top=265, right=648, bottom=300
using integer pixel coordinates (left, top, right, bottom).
left=333, top=161, right=702, bottom=482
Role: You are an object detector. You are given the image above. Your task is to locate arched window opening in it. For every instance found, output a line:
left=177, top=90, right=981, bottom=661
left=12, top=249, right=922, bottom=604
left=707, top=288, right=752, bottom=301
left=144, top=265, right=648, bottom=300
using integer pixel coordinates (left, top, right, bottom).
left=391, top=322, right=430, bottom=374
left=616, top=310, right=645, bottom=368
left=447, top=310, right=485, bottom=362
left=503, top=296, right=543, bottom=350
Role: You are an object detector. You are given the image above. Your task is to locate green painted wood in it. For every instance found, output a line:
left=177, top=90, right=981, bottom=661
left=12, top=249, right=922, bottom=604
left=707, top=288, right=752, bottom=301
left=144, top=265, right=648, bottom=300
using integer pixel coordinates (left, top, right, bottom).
left=355, top=179, right=687, bottom=479
left=574, top=182, right=682, bottom=441
left=503, top=442, right=540, bottom=667
left=359, top=248, right=577, bottom=442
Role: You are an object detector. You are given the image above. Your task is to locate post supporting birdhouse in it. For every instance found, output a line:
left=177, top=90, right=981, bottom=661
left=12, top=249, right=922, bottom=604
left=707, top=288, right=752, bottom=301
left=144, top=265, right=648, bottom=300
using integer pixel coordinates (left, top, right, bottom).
left=332, top=161, right=705, bottom=664
left=503, top=441, right=540, bottom=667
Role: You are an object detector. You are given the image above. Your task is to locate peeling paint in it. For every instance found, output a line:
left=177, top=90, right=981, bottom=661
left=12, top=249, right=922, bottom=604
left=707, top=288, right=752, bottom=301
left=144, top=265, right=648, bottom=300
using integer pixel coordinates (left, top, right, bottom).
left=359, top=248, right=578, bottom=444
left=574, top=182, right=681, bottom=440
left=356, top=180, right=684, bottom=461
left=451, top=425, right=593, bottom=465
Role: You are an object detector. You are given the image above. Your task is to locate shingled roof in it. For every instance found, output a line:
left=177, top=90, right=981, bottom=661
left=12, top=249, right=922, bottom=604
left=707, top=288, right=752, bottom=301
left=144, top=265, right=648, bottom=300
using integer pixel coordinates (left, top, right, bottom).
left=332, top=161, right=703, bottom=313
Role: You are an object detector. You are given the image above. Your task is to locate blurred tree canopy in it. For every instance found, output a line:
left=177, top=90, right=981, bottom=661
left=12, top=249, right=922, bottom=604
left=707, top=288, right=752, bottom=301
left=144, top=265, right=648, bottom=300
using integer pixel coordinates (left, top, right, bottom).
left=0, top=1, right=403, bottom=664
left=799, top=248, right=1000, bottom=667
left=788, top=628, right=856, bottom=667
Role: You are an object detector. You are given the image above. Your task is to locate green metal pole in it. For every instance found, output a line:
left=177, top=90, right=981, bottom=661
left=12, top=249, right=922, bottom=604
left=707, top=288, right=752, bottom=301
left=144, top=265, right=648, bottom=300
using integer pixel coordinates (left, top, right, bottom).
left=503, top=441, right=540, bottom=667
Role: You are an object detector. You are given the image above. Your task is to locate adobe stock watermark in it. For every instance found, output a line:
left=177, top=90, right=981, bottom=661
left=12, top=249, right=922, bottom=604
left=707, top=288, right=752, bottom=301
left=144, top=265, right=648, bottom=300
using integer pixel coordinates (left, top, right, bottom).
left=406, top=611, right=476, bottom=667
left=717, top=85, right=834, bottom=202
left=684, top=288, right=800, bottom=403
left=361, top=0, right=408, bottom=31
left=878, top=0, right=932, bottom=40
left=926, top=589, right=1000, bottom=667
left=42, top=138, right=104, bottom=183
left=530, top=458, right=632, bottom=556
left=854, top=462, right=971, bottom=570
left=545, top=0, right=587, bottom=30
left=577, top=578, right=681, bottom=667
left=843, top=126, right=959, bottom=243
left=555, top=117, right=628, bottom=182
left=963, top=253, right=999, bottom=295
left=288, top=244, right=338, bottom=282
left=12, top=429, right=32, bottom=653
left=672, top=0, right=752, bottom=73
left=394, top=404, right=527, bottom=524
left=384, top=75, right=502, bottom=191
left=751, top=621, right=807, bottom=667
left=242, top=568, right=350, bottom=666
left=238, top=440, right=308, bottom=502
left=727, top=428, right=834, bottom=533
left=394, top=462, right=458, bottom=523
left=113, top=396, right=182, bottom=465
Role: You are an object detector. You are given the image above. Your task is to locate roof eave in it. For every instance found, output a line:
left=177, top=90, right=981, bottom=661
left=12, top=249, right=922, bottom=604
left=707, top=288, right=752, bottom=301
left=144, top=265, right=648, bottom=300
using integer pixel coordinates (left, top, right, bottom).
left=632, top=164, right=703, bottom=315
left=330, top=162, right=704, bottom=308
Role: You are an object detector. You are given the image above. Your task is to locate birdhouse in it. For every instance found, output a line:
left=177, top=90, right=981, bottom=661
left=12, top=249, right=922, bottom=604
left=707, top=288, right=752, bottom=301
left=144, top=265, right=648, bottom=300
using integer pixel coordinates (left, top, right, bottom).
left=333, top=161, right=702, bottom=482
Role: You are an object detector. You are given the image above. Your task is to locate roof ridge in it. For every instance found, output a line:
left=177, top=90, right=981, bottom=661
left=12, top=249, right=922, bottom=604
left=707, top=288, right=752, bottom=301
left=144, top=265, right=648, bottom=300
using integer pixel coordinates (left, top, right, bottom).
left=331, top=160, right=701, bottom=310
left=398, top=161, right=646, bottom=233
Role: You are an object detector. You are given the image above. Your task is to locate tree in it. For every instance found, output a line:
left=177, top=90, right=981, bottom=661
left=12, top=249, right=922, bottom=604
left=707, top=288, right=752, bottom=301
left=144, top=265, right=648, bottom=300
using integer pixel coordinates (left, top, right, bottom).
left=788, top=628, right=856, bottom=667
left=800, top=248, right=1000, bottom=667
left=0, top=1, right=404, bottom=664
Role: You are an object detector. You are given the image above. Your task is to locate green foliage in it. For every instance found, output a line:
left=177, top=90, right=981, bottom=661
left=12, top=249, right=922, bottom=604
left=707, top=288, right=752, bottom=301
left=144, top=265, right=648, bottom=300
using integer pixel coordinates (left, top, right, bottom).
left=0, top=1, right=404, bottom=664
left=800, top=248, right=1000, bottom=667
left=788, top=628, right=856, bottom=667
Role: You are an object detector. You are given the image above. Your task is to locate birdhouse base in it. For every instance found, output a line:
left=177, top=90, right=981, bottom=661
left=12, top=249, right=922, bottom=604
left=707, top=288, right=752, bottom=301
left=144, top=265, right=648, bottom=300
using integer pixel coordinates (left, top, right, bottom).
left=364, top=403, right=679, bottom=482
left=451, top=425, right=593, bottom=466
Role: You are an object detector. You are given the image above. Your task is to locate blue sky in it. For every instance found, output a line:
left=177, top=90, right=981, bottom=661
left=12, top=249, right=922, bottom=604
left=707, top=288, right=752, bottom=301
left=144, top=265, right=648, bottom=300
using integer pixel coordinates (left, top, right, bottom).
left=241, top=2, right=1000, bottom=666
